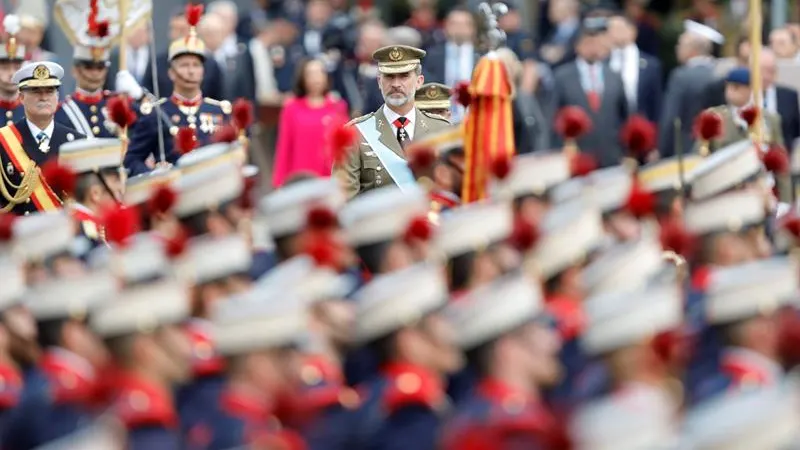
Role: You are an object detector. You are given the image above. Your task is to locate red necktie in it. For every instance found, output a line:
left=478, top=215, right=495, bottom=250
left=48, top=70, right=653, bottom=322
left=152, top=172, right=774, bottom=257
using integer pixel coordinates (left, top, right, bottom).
left=587, top=65, right=600, bottom=112
left=393, top=117, right=409, bottom=149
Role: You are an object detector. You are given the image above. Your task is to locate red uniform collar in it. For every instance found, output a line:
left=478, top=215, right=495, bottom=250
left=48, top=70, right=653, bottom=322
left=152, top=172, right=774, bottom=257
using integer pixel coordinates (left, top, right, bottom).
left=72, top=90, right=105, bottom=105
left=220, top=387, right=273, bottom=423
left=0, top=361, right=22, bottom=409
left=0, top=97, right=20, bottom=110
left=184, top=319, right=226, bottom=377
left=40, top=348, right=97, bottom=405
left=70, top=203, right=99, bottom=223
left=477, top=378, right=535, bottom=404
left=114, top=372, right=178, bottom=429
left=381, top=362, right=440, bottom=381
left=544, top=294, right=585, bottom=341
left=429, top=190, right=461, bottom=209
left=171, top=93, right=203, bottom=107
left=691, top=265, right=712, bottom=291
left=721, top=348, right=780, bottom=388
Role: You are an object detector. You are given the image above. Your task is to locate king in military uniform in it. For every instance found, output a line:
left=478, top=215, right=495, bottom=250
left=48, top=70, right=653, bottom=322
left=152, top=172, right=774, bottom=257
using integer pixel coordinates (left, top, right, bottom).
left=123, top=6, right=231, bottom=176
left=415, top=82, right=453, bottom=121
left=0, top=15, right=28, bottom=126
left=0, top=62, right=85, bottom=215
left=333, top=45, right=451, bottom=199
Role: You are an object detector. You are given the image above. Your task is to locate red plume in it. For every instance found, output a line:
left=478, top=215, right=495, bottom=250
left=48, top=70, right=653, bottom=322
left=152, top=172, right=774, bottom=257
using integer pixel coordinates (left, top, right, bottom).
left=165, top=227, right=189, bottom=259
left=175, top=127, right=197, bottom=155
left=555, top=106, right=592, bottom=140
left=404, top=216, right=434, bottom=244
left=41, top=160, right=77, bottom=197
left=569, top=152, right=597, bottom=177
left=107, top=95, right=137, bottom=128
left=302, top=232, right=342, bottom=269
left=740, top=105, right=759, bottom=127
left=623, top=182, right=656, bottom=219
left=763, top=145, right=790, bottom=174
left=508, top=215, right=540, bottom=252
left=328, top=120, right=357, bottom=164
left=306, top=205, right=338, bottom=231
left=89, top=20, right=110, bottom=38
left=693, top=110, right=723, bottom=141
left=660, top=218, right=696, bottom=258
left=240, top=175, right=257, bottom=210
left=490, top=154, right=512, bottom=180
left=147, top=184, right=178, bottom=215
left=784, top=216, right=800, bottom=239
left=186, top=3, right=204, bottom=27
left=408, top=145, right=437, bottom=173
left=453, top=81, right=472, bottom=108
left=100, top=204, right=140, bottom=247
left=232, top=98, right=254, bottom=131
left=212, top=124, right=239, bottom=143
left=0, top=213, right=15, bottom=242
left=620, top=115, right=657, bottom=158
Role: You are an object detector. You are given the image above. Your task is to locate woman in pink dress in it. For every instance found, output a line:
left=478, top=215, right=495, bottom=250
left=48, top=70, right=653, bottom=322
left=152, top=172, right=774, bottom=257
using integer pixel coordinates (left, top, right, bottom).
left=272, top=58, right=348, bottom=188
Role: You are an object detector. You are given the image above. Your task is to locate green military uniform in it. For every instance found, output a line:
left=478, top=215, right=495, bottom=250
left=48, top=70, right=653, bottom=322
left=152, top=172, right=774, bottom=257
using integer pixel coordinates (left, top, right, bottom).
left=334, top=45, right=450, bottom=199
left=415, top=82, right=452, bottom=120
left=697, top=106, right=784, bottom=153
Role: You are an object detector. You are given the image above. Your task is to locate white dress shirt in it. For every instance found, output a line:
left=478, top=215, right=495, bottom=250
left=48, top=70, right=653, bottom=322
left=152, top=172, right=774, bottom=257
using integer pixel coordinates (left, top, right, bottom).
left=611, top=45, right=639, bottom=110
left=27, top=119, right=54, bottom=143
left=764, top=85, right=778, bottom=114
left=383, top=104, right=416, bottom=141
left=576, top=58, right=604, bottom=95
left=445, top=42, right=475, bottom=87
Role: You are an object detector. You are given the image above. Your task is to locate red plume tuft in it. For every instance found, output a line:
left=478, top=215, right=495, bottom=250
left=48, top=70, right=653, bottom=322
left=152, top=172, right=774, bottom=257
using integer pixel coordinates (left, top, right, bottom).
left=555, top=106, right=592, bottom=140
left=89, top=20, right=110, bottom=38
left=306, top=205, right=338, bottom=231
left=660, top=218, right=696, bottom=258
left=490, top=154, right=512, bottom=180
left=212, top=124, right=239, bottom=143
left=569, top=152, right=597, bottom=177
left=302, top=232, right=341, bottom=269
left=165, top=227, right=189, bottom=259
left=404, top=216, right=433, bottom=244
left=453, top=81, right=472, bottom=108
left=408, top=145, right=437, bottom=173
left=147, top=184, right=178, bottom=215
left=740, top=105, right=759, bottom=127
left=508, top=215, right=540, bottom=252
left=624, top=182, right=656, bottom=219
left=328, top=120, right=357, bottom=164
left=783, top=216, right=800, bottom=239
left=175, top=127, right=197, bottom=155
left=620, top=115, right=657, bottom=157
left=240, top=175, right=257, bottom=210
left=763, top=145, right=790, bottom=174
left=693, top=110, right=723, bottom=141
left=107, top=95, right=137, bottom=128
left=232, top=98, right=254, bottom=131
left=41, top=160, right=77, bottom=197
left=0, top=213, right=15, bottom=242
left=185, top=3, right=204, bottom=27
left=100, top=204, right=140, bottom=247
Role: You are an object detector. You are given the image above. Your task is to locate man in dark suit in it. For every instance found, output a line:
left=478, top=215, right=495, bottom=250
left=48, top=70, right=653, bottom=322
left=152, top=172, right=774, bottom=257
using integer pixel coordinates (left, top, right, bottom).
left=0, top=62, right=85, bottom=215
left=539, top=0, right=581, bottom=68
left=553, top=21, right=629, bottom=168
left=142, top=9, right=225, bottom=100
left=422, top=7, right=479, bottom=123
left=333, top=20, right=387, bottom=118
left=607, top=14, right=663, bottom=123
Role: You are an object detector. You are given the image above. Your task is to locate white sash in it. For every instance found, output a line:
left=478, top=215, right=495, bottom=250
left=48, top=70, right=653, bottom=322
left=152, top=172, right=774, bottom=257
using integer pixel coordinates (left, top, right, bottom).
left=355, top=115, right=416, bottom=192
left=61, top=97, right=94, bottom=137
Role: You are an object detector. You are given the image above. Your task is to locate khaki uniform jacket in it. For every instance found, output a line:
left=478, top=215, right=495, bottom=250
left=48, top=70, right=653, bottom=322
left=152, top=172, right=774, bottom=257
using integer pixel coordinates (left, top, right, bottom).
left=334, top=106, right=450, bottom=199
left=701, top=106, right=784, bottom=151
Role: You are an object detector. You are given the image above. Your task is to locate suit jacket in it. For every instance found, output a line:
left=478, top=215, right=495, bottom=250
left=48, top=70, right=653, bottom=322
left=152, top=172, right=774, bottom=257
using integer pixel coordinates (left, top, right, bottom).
left=697, top=106, right=784, bottom=151
left=775, top=86, right=800, bottom=148
left=422, top=43, right=481, bottom=86
left=659, top=61, right=716, bottom=157
left=636, top=52, right=664, bottom=123
left=0, top=120, right=85, bottom=215
left=333, top=107, right=451, bottom=199
left=553, top=62, right=629, bottom=168
left=331, top=60, right=384, bottom=118
left=142, top=51, right=225, bottom=100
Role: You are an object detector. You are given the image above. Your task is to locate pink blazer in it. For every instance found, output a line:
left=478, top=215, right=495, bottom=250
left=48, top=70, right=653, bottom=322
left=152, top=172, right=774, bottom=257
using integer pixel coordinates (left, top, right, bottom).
left=273, top=95, right=349, bottom=188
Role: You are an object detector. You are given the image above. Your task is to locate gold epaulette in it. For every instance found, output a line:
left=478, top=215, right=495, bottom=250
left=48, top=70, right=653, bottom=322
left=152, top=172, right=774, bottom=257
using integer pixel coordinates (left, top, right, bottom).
left=204, top=98, right=232, bottom=114
left=347, top=111, right=375, bottom=127
left=140, top=98, right=167, bottom=115
left=420, top=110, right=451, bottom=124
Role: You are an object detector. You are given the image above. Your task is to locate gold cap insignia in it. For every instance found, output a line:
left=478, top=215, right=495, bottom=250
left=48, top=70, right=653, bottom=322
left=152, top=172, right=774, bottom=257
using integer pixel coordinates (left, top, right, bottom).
left=389, top=47, right=403, bottom=62
left=33, top=65, right=49, bottom=80
left=426, top=86, right=439, bottom=99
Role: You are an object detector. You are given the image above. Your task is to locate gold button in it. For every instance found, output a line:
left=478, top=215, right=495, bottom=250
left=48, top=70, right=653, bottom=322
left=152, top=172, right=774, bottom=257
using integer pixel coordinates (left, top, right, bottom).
left=189, top=123, right=196, bottom=129
left=25, top=198, right=30, bottom=203
left=171, top=115, right=181, bottom=123
left=187, top=115, right=197, bottom=124
left=5, top=111, right=12, bottom=118
left=377, top=166, right=383, bottom=171
left=90, top=115, right=98, bottom=124
left=92, top=126, right=100, bottom=134
left=89, top=105, right=97, bottom=113
left=169, top=126, right=178, bottom=136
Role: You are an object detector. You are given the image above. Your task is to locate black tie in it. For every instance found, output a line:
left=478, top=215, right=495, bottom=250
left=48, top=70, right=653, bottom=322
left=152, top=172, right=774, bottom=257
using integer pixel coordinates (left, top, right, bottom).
left=394, top=117, right=409, bottom=148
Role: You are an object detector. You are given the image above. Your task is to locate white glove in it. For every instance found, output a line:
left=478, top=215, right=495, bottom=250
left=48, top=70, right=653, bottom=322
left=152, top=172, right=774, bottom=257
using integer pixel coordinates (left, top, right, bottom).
left=115, top=70, right=144, bottom=100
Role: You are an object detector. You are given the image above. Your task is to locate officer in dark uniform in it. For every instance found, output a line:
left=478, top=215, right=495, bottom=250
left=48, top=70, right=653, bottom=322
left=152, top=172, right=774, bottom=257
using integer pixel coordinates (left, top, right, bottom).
left=0, top=62, right=85, bottom=216
left=0, top=15, right=28, bottom=126
left=124, top=8, right=231, bottom=176
left=3, top=269, right=117, bottom=449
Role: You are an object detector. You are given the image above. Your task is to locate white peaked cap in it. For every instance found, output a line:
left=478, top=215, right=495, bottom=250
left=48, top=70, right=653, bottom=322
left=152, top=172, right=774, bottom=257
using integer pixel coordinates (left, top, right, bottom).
left=531, top=200, right=604, bottom=279
left=259, top=177, right=345, bottom=238
left=433, top=201, right=513, bottom=258
left=339, top=185, right=429, bottom=247
left=90, top=279, right=190, bottom=337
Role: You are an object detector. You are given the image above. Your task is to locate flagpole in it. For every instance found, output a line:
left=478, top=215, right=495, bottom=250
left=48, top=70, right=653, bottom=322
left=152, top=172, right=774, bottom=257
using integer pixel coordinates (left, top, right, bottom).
left=118, top=0, right=129, bottom=71
left=750, top=0, right=763, bottom=146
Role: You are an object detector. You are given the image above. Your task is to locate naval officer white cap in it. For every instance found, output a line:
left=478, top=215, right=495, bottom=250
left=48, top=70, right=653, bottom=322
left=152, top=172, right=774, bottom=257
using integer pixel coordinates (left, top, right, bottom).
left=12, top=61, right=64, bottom=89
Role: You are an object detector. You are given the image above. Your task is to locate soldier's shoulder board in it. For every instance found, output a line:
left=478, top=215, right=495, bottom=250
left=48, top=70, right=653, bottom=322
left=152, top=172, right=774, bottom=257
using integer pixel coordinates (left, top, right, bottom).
left=347, top=112, right=375, bottom=127
left=204, top=98, right=232, bottom=114
left=140, top=98, right=166, bottom=115
left=420, top=110, right=451, bottom=124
